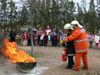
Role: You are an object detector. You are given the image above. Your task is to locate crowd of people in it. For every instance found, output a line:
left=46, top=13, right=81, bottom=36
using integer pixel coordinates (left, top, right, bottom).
left=20, top=26, right=63, bottom=47
left=20, top=26, right=100, bottom=48
left=6, top=25, right=100, bottom=49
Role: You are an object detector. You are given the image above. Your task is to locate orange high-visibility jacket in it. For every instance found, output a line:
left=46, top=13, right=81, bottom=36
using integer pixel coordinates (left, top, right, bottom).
left=65, top=27, right=89, bottom=53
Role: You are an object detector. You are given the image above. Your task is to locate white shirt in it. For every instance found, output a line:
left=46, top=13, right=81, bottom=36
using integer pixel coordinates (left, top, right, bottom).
left=46, top=29, right=51, bottom=35
left=95, top=35, right=100, bottom=43
left=40, top=35, right=44, bottom=40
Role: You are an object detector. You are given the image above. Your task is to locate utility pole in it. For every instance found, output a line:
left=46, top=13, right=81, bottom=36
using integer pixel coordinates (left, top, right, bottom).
left=30, top=4, right=34, bottom=56
left=28, top=0, right=37, bottom=56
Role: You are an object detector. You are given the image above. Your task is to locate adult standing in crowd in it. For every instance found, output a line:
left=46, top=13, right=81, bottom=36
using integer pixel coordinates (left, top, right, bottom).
left=37, top=27, right=43, bottom=46
left=27, top=31, right=31, bottom=46
left=51, top=28, right=57, bottom=47
left=21, top=31, right=27, bottom=46
left=32, top=27, right=37, bottom=46
left=63, top=20, right=89, bottom=71
left=9, top=29, right=17, bottom=42
left=94, top=33, right=100, bottom=48
left=0, top=29, right=4, bottom=47
left=45, top=26, right=51, bottom=45
left=88, top=32, right=94, bottom=48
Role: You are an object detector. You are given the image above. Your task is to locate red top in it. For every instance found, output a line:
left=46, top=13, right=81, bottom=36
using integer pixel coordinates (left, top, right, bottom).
left=22, top=33, right=27, bottom=40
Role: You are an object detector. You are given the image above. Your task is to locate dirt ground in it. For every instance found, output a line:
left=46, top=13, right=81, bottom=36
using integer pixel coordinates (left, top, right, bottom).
left=0, top=46, right=100, bottom=75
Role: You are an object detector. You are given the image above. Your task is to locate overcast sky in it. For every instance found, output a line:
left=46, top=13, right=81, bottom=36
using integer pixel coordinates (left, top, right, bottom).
left=14, top=0, right=91, bottom=11
left=73, top=0, right=90, bottom=11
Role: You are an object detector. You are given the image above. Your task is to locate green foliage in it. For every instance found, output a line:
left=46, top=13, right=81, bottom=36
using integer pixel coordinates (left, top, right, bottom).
left=77, top=3, right=84, bottom=24
left=19, top=5, right=29, bottom=26
left=66, top=0, right=75, bottom=23
left=77, top=0, right=100, bottom=33
left=1, top=0, right=7, bottom=13
left=9, top=0, right=16, bottom=28
left=86, top=0, right=98, bottom=33
left=26, top=0, right=75, bottom=27
left=0, top=0, right=100, bottom=33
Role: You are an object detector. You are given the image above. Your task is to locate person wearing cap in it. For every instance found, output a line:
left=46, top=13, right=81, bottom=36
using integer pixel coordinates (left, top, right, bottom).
left=63, top=20, right=89, bottom=71
left=63, top=23, right=76, bottom=69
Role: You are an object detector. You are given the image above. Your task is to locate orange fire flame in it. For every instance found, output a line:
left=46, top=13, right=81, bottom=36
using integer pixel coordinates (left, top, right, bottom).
left=1, top=38, right=36, bottom=63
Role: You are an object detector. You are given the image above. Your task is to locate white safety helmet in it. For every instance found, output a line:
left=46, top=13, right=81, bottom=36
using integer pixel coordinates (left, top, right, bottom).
left=71, top=20, right=83, bottom=28
left=64, top=23, right=73, bottom=30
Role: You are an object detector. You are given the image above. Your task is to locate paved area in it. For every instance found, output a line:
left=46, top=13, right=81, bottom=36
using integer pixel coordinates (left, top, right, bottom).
left=0, top=46, right=100, bottom=75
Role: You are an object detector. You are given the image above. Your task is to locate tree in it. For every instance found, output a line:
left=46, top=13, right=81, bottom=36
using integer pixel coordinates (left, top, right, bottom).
left=82, top=7, right=89, bottom=29
left=26, top=0, right=38, bottom=27
left=49, top=0, right=60, bottom=26
left=19, top=5, right=29, bottom=26
left=88, top=0, right=97, bottom=33
left=76, top=3, right=84, bottom=25
left=54, top=0, right=75, bottom=27
left=96, top=0, right=100, bottom=32
left=0, top=0, right=7, bottom=32
left=65, top=0, right=75, bottom=23
left=9, top=0, right=16, bottom=28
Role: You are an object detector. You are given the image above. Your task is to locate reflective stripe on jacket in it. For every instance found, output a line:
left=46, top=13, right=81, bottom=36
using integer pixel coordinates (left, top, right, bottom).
left=65, top=27, right=89, bottom=53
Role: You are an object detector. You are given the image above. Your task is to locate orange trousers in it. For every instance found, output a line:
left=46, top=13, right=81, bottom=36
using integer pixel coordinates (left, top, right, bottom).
left=74, top=52, right=88, bottom=70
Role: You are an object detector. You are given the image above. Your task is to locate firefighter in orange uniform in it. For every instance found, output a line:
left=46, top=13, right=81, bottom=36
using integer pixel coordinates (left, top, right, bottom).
left=63, top=20, right=89, bottom=71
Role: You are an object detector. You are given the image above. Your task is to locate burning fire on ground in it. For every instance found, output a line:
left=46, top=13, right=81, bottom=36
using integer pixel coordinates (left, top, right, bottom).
left=1, top=38, right=36, bottom=63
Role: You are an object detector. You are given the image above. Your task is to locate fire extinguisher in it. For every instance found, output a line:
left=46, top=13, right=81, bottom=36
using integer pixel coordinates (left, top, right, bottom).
left=62, top=48, right=67, bottom=62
